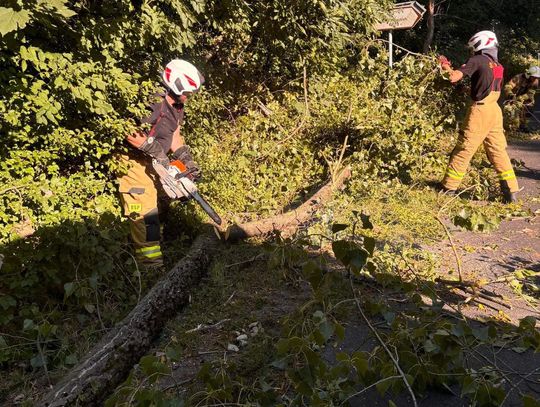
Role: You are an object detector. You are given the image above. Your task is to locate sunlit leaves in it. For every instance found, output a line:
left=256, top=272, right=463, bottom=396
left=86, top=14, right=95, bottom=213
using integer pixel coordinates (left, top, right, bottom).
left=0, top=7, right=31, bottom=36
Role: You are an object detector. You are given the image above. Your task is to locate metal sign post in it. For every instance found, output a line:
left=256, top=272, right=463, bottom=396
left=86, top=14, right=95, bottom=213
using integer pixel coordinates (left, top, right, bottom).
left=375, top=1, right=426, bottom=68
left=389, top=30, right=394, bottom=68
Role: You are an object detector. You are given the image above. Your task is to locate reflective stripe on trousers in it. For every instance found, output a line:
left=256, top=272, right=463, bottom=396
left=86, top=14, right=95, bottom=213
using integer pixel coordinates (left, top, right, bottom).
left=135, top=245, right=163, bottom=259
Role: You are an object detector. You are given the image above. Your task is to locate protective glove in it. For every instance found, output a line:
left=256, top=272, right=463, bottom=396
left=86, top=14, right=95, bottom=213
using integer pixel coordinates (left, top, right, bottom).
left=438, top=55, right=451, bottom=69
left=139, top=137, right=169, bottom=166
left=172, top=145, right=201, bottom=181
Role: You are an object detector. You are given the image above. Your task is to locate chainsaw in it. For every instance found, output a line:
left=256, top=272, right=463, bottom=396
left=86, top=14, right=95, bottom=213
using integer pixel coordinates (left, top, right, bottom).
left=152, top=159, right=222, bottom=225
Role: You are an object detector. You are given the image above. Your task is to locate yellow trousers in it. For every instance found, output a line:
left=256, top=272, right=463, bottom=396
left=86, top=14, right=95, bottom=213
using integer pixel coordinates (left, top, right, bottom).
left=118, top=155, right=163, bottom=265
left=442, top=91, right=519, bottom=192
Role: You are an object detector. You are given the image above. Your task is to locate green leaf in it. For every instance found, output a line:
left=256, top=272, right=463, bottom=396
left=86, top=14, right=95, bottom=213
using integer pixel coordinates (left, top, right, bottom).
left=31, top=354, right=46, bottom=368
left=334, top=322, right=345, bottom=341
left=303, top=261, right=324, bottom=290
left=0, top=295, right=16, bottom=310
left=64, top=282, right=75, bottom=298
left=519, top=316, right=537, bottom=331
left=336, top=352, right=349, bottom=362
left=349, top=249, right=369, bottom=271
left=51, top=3, right=76, bottom=18
left=84, top=303, right=95, bottom=314
left=332, top=240, right=352, bottom=263
left=139, top=355, right=158, bottom=376
left=376, top=375, right=396, bottom=394
left=23, top=319, right=35, bottom=331
left=352, top=352, right=369, bottom=376
left=424, top=339, right=438, bottom=353
left=472, top=327, right=489, bottom=342
left=276, top=338, right=290, bottom=354
left=332, top=240, right=368, bottom=270
left=461, top=374, right=477, bottom=396
left=318, top=319, right=334, bottom=342
left=271, top=357, right=288, bottom=370
left=523, top=395, right=540, bottom=407
left=0, top=7, right=31, bottom=36
left=165, top=346, right=181, bottom=362
left=139, top=355, right=170, bottom=379
left=38, top=322, right=55, bottom=337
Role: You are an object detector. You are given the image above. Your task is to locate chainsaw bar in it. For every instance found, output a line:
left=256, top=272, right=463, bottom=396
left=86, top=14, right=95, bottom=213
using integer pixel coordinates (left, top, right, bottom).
left=190, top=191, right=222, bottom=225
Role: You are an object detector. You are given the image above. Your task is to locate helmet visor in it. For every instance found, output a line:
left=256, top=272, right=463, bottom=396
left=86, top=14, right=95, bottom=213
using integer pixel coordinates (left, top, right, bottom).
left=174, top=76, right=202, bottom=95
left=174, top=78, right=189, bottom=95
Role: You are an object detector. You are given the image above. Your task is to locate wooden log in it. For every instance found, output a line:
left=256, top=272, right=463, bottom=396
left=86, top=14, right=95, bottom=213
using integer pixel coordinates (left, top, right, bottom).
left=225, top=166, right=352, bottom=240
left=40, top=229, right=220, bottom=407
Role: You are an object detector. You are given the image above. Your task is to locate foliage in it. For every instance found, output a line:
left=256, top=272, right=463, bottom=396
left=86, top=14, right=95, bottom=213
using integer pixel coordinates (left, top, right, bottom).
left=1, top=0, right=537, bottom=403
left=199, top=0, right=392, bottom=86
left=307, top=45, right=455, bottom=181
left=107, top=220, right=540, bottom=406
left=452, top=205, right=502, bottom=233
left=169, top=48, right=457, bottom=225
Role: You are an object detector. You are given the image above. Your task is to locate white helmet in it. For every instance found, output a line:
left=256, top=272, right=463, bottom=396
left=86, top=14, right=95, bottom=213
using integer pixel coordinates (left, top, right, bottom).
left=467, top=30, right=498, bottom=52
left=526, top=66, right=540, bottom=79
left=162, top=59, right=204, bottom=96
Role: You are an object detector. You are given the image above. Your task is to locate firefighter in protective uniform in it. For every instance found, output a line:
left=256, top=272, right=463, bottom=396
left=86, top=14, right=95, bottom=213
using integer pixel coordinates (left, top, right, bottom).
left=504, top=66, right=540, bottom=131
left=118, top=59, right=204, bottom=266
left=506, top=66, right=540, bottom=100
left=439, top=30, right=519, bottom=203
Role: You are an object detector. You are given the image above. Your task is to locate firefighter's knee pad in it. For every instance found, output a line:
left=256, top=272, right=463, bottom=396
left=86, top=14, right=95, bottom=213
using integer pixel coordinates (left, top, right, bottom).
left=143, top=208, right=160, bottom=242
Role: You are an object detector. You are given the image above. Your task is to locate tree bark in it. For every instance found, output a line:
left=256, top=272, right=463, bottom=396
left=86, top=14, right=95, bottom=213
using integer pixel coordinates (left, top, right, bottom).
left=40, top=228, right=220, bottom=407
left=225, top=167, right=352, bottom=240
left=423, top=0, right=435, bottom=54
left=40, top=167, right=352, bottom=406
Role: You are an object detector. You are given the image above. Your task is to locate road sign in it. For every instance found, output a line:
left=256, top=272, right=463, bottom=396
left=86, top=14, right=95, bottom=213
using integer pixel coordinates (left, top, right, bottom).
left=374, top=2, right=427, bottom=68
left=375, top=1, right=426, bottom=31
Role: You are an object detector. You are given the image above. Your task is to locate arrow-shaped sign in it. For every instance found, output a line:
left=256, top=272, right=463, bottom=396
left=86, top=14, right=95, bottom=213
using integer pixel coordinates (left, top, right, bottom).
left=375, top=1, right=426, bottom=31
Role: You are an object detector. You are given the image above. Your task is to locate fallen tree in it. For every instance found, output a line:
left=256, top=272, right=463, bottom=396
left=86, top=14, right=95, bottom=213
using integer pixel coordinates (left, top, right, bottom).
left=40, top=167, right=352, bottom=406
left=40, top=229, right=220, bottom=406
left=225, top=166, right=352, bottom=240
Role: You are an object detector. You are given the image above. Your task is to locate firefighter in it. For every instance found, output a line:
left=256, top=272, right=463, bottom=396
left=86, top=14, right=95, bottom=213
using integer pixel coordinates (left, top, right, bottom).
left=504, top=66, right=540, bottom=131
left=438, top=30, right=519, bottom=203
left=118, top=59, right=204, bottom=267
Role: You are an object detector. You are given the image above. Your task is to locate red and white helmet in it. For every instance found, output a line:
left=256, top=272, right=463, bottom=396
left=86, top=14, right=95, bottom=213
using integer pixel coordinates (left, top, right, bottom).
left=526, top=66, right=540, bottom=79
left=467, top=30, right=498, bottom=52
left=162, top=59, right=205, bottom=96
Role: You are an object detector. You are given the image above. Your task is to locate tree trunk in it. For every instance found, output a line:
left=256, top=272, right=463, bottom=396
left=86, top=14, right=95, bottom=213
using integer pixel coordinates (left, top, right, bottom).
left=225, top=167, right=352, bottom=240
left=40, top=228, right=220, bottom=407
left=423, top=0, right=435, bottom=54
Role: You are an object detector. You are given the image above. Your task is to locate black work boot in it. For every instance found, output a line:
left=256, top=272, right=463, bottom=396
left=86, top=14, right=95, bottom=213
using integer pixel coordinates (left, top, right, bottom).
left=500, top=181, right=518, bottom=204
left=437, top=183, right=457, bottom=196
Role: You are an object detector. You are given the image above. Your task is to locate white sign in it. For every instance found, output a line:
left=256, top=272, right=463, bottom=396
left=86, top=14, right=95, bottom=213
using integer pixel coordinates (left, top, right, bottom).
left=375, top=1, right=426, bottom=31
